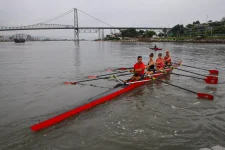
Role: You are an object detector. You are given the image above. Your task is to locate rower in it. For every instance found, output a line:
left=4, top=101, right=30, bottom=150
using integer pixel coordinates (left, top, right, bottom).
left=146, top=53, right=155, bottom=75
left=156, top=53, right=164, bottom=71
left=164, top=50, right=171, bottom=67
left=154, top=44, right=157, bottom=49
left=124, top=56, right=145, bottom=82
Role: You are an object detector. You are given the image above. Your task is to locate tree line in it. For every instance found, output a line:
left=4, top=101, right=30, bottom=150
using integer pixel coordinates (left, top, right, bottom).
left=169, top=17, right=225, bottom=37
left=120, top=28, right=167, bottom=38
left=115, top=17, right=225, bottom=38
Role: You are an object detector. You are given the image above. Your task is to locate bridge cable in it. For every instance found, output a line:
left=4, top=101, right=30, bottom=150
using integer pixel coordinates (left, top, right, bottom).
left=13, top=8, right=74, bottom=28
left=77, top=9, right=114, bottom=27
left=38, top=8, right=74, bottom=25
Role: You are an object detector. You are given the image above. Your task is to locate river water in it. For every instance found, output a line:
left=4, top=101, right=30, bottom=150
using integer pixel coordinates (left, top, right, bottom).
left=0, top=41, right=224, bottom=150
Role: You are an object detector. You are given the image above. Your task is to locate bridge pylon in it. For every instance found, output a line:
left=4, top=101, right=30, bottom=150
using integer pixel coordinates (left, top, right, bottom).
left=98, top=29, right=101, bottom=39
left=74, top=8, right=79, bottom=41
left=101, top=29, right=104, bottom=40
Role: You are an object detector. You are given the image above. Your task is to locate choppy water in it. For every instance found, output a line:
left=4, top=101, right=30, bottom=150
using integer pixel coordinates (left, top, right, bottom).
left=0, top=41, right=224, bottom=150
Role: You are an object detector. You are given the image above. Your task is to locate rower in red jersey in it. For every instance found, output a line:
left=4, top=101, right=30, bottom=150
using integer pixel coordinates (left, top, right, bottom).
left=156, top=53, right=164, bottom=70
left=125, top=56, right=145, bottom=82
left=164, top=50, right=172, bottom=66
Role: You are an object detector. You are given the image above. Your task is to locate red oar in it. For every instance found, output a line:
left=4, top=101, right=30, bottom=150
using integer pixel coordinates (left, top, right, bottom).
left=175, top=68, right=219, bottom=78
left=181, top=64, right=219, bottom=75
left=107, top=67, right=133, bottom=72
left=205, top=76, right=218, bottom=84
left=209, top=70, right=219, bottom=75
left=152, top=78, right=213, bottom=100
left=64, top=72, right=132, bottom=85
left=88, top=71, right=132, bottom=79
left=204, top=77, right=218, bottom=84
left=162, top=72, right=218, bottom=84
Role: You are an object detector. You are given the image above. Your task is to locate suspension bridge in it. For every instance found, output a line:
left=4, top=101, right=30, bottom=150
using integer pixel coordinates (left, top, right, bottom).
left=0, top=8, right=171, bottom=40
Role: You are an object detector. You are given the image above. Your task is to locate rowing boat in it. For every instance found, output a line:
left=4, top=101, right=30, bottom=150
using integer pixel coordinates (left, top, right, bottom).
left=30, top=61, right=181, bottom=132
left=150, top=48, right=162, bottom=50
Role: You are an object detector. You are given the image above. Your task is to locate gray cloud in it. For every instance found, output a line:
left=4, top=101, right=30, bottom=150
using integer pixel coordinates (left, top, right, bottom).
left=1, top=0, right=225, bottom=39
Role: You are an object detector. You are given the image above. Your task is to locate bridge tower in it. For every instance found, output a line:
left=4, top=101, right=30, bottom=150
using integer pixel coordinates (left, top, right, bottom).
left=98, top=29, right=101, bottom=39
left=74, top=8, right=79, bottom=41
left=101, top=29, right=104, bottom=40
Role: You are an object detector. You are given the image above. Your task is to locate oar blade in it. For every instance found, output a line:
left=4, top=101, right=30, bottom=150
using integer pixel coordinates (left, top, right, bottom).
left=106, top=69, right=113, bottom=72
left=206, top=76, right=218, bottom=84
left=64, top=82, right=71, bottom=85
left=204, top=78, right=218, bottom=84
left=64, top=82, right=77, bottom=85
left=88, top=76, right=97, bottom=79
left=197, top=93, right=213, bottom=100
left=209, top=70, right=219, bottom=75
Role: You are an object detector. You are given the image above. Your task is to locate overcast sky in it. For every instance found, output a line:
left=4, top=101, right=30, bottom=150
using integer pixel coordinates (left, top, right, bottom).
left=1, top=0, right=225, bottom=39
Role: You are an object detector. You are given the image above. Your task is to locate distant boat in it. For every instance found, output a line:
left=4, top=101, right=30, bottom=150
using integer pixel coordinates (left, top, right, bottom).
left=14, top=38, right=25, bottom=43
left=149, top=47, right=162, bottom=50
left=14, top=34, right=26, bottom=43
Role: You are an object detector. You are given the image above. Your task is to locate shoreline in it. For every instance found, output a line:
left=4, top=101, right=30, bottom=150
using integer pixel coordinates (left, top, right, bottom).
left=149, top=39, right=225, bottom=44
left=1, top=39, right=225, bottom=44
left=99, top=38, right=225, bottom=44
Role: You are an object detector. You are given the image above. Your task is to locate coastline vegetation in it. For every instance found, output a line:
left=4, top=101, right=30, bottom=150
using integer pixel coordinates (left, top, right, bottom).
left=103, top=17, right=225, bottom=43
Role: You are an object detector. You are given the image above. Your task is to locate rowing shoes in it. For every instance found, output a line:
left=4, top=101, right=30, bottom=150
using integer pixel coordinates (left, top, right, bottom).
left=30, top=60, right=216, bottom=132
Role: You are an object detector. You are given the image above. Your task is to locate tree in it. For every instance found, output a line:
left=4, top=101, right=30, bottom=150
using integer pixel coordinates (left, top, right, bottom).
left=186, top=24, right=193, bottom=28
left=163, top=28, right=167, bottom=34
left=121, top=28, right=138, bottom=38
left=144, top=30, right=156, bottom=38
left=206, top=30, right=212, bottom=36
left=213, top=26, right=225, bottom=34
left=138, top=30, right=145, bottom=35
left=208, top=20, right=212, bottom=23
left=221, top=17, right=225, bottom=22
left=193, top=20, right=200, bottom=25
left=209, top=21, right=222, bottom=27
left=158, top=32, right=164, bottom=37
left=162, top=28, right=168, bottom=37
left=170, top=24, right=185, bottom=36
